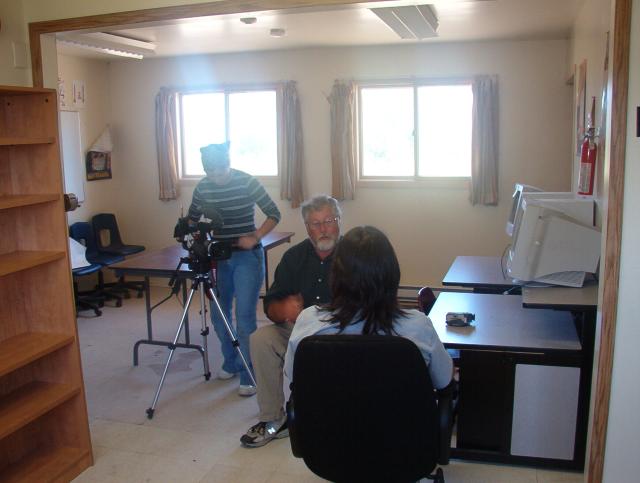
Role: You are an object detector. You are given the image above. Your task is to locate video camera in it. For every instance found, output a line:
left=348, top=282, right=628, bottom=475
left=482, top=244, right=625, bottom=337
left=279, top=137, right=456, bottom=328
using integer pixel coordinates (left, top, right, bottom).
left=173, top=213, right=232, bottom=273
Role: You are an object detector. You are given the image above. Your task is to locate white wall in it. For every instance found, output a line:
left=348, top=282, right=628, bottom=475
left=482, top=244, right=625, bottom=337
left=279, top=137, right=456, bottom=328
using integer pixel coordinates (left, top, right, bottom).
left=0, top=1, right=29, bottom=86
left=602, top=0, right=640, bottom=480
left=103, top=39, right=572, bottom=287
left=570, top=0, right=612, bottom=222
left=57, top=55, right=114, bottom=224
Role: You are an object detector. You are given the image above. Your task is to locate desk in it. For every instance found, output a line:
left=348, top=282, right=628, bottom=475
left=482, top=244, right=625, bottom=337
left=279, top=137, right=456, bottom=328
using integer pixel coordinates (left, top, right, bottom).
left=442, top=255, right=518, bottom=293
left=431, top=292, right=584, bottom=468
left=112, top=231, right=294, bottom=365
left=522, top=283, right=598, bottom=310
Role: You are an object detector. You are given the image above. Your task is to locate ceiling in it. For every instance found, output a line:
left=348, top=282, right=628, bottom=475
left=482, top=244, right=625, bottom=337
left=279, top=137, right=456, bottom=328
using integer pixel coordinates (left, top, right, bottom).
left=56, top=0, right=584, bottom=60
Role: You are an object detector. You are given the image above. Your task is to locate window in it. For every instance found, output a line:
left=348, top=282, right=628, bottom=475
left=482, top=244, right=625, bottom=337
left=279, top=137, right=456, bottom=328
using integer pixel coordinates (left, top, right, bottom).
left=359, top=82, right=473, bottom=179
left=178, top=88, right=278, bottom=178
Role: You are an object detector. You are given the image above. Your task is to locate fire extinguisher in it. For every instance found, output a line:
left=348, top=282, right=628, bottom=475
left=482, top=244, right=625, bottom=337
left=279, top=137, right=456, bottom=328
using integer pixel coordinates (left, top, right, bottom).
left=578, top=97, right=597, bottom=196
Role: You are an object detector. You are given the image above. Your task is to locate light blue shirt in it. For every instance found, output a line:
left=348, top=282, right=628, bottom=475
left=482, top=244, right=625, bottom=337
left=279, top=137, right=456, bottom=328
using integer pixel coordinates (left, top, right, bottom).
left=284, top=306, right=453, bottom=389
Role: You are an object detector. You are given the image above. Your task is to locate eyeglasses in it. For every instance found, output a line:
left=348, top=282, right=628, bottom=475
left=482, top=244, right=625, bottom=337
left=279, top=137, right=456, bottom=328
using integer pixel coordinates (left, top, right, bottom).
left=306, top=217, right=339, bottom=230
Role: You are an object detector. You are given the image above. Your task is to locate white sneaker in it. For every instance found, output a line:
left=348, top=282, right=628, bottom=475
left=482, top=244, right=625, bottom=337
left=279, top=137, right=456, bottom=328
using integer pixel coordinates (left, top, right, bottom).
left=218, top=369, right=236, bottom=380
left=238, top=385, right=257, bottom=397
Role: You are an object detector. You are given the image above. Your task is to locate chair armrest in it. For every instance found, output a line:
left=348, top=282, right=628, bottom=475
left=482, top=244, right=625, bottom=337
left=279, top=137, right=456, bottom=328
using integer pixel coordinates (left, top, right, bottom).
left=435, top=379, right=457, bottom=465
left=286, top=390, right=302, bottom=458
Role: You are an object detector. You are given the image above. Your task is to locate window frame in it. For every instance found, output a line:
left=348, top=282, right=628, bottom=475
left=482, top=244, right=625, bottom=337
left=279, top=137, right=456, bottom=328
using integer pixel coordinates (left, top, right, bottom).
left=176, top=83, right=280, bottom=182
left=356, top=77, right=474, bottom=187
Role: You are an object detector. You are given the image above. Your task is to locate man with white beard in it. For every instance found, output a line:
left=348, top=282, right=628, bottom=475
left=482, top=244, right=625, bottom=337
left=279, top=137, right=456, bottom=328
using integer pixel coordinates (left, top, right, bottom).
left=240, top=195, right=342, bottom=447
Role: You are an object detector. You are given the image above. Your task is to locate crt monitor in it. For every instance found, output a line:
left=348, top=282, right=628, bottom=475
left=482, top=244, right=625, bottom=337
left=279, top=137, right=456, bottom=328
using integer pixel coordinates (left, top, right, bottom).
left=506, top=183, right=543, bottom=237
left=509, top=190, right=595, bottom=244
left=506, top=198, right=601, bottom=287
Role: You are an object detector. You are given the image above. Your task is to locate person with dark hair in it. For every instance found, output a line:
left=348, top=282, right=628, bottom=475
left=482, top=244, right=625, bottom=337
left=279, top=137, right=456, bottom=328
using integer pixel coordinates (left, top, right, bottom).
left=284, top=225, right=453, bottom=391
left=188, top=141, right=281, bottom=397
left=240, top=195, right=342, bottom=448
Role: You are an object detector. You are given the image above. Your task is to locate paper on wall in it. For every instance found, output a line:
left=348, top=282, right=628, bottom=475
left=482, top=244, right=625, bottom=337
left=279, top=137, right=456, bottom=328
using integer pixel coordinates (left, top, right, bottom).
left=90, top=126, right=113, bottom=153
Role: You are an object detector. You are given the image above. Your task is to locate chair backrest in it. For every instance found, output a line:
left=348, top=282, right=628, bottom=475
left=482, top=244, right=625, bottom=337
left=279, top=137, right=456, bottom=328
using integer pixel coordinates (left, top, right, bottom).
left=290, top=334, right=440, bottom=483
left=418, top=286, right=437, bottom=315
left=92, top=213, right=124, bottom=250
left=69, top=222, right=99, bottom=257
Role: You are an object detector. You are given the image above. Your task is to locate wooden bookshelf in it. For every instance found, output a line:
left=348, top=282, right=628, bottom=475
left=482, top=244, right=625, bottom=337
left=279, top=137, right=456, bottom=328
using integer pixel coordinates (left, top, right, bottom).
left=0, top=136, right=56, bottom=146
left=0, top=85, right=93, bottom=480
left=1, top=446, right=91, bottom=483
left=0, top=382, right=80, bottom=439
left=0, top=194, right=59, bottom=210
left=0, top=251, right=65, bottom=277
left=0, top=332, right=74, bottom=377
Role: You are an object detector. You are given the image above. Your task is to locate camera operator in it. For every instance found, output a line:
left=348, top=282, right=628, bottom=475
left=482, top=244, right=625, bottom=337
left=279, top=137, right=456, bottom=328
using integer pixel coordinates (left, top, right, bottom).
left=188, top=142, right=280, bottom=397
left=240, top=195, right=341, bottom=447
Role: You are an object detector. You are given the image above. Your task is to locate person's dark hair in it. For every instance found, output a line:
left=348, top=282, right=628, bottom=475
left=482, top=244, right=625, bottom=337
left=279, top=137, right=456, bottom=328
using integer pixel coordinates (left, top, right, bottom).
left=322, top=225, right=405, bottom=334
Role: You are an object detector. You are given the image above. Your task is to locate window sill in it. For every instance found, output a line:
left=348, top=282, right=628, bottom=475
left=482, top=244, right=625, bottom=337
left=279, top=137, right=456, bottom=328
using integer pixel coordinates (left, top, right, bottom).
left=357, top=177, right=470, bottom=190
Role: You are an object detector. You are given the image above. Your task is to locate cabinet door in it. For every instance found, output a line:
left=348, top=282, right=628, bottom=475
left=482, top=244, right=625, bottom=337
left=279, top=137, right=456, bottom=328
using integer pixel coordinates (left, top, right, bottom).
left=511, top=364, right=580, bottom=459
left=457, top=350, right=514, bottom=452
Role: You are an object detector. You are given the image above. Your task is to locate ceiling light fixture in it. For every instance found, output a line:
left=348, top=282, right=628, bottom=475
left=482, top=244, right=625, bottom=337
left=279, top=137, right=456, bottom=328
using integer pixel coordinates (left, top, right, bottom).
left=270, top=28, right=286, bottom=38
left=371, top=4, right=439, bottom=40
left=240, top=17, right=257, bottom=24
left=56, top=32, right=156, bottom=59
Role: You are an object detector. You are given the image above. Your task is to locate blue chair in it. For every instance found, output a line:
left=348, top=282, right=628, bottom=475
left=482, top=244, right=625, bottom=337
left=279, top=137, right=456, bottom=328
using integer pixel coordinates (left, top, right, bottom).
left=72, top=263, right=104, bottom=317
left=70, top=222, right=125, bottom=306
left=92, top=213, right=146, bottom=298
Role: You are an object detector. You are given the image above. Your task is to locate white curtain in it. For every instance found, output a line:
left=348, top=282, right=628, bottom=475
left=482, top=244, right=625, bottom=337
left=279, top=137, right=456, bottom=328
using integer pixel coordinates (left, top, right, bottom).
left=329, top=81, right=357, bottom=201
left=155, top=87, right=180, bottom=201
left=279, top=81, right=305, bottom=208
left=470, top=75, right=499, bottom=205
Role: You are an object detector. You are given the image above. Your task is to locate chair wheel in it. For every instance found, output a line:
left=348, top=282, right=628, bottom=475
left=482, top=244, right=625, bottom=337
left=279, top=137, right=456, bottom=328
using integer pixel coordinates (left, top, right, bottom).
left=136, top=291, right=144, bottom=298
left=116, top=300, right=123, bottom=307
left=124, top=292, right=131, bottom=299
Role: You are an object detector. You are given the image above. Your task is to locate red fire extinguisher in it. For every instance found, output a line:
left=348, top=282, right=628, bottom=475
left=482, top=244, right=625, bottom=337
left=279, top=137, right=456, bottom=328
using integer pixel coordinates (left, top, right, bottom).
left=578, top=97, right=597, bottom=196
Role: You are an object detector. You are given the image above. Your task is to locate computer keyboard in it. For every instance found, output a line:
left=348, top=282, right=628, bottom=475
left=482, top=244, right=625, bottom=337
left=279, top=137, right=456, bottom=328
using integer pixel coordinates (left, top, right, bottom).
left=534, top=271, right=586, bottom=288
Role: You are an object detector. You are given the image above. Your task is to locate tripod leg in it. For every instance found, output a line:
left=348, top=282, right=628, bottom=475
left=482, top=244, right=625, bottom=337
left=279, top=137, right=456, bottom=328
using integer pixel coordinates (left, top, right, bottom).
left=205, top=285, right=257, bottom=387
left=146, top=284, right=198, bottom=419
left=199, top=285, right=211, bottom=380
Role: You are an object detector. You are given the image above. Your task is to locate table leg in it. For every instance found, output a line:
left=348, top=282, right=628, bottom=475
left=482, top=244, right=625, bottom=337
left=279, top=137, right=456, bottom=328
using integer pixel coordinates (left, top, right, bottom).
left=183, top=278, right=190, bottom=344
left=133, top=276, right=204, bottom=366
left=264, top=249, right=270, bottom=290
left=133, top=276, right=152, bottom=366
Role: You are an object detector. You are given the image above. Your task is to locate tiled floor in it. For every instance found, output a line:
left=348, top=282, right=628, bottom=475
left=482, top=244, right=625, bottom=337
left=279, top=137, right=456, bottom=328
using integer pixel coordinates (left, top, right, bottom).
left=73, top=285, right=584, bottom=482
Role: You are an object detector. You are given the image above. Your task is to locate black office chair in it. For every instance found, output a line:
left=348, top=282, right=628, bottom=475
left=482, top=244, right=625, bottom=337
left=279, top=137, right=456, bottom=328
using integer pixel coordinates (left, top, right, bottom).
left=72, top=263, right=105, bottom=317
left=92, top=213, right=146, bottom=298
left=287, top=335, right=454, bottom=483
left=70, top=221, right=125, bottom=306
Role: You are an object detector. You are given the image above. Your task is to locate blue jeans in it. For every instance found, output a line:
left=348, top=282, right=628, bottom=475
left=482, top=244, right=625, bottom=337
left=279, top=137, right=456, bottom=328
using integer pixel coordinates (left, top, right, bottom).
left=210, top=247, right=264, bottom=385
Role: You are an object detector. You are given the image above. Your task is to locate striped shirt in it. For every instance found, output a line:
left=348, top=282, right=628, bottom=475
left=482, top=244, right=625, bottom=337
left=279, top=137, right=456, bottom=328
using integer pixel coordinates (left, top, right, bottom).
left=188, top=169, right=281, bottom=240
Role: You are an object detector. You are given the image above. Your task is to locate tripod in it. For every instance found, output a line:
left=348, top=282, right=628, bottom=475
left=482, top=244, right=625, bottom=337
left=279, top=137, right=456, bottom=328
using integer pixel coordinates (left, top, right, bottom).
left=146, top=258, right=256, bottom=419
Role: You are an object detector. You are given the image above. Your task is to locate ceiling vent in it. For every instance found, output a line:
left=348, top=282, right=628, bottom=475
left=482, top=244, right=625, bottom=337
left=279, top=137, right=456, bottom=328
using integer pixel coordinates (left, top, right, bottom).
left=370, top=4, right=439, bottom=40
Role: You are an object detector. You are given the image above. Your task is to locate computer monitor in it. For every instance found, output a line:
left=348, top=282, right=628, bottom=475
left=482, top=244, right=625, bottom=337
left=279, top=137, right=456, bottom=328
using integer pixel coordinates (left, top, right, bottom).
left=508, top=189, right=595, bottom=242
left=506, top=197, right=601, bottom=287
left=506, top=183, right=542, bottom=236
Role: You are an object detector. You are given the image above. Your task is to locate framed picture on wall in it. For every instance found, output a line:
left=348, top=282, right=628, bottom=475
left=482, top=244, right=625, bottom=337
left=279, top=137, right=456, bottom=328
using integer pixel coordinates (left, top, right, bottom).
left=575, top=60, right=587, bottom=156
left=86, top=151, right=112, bottom=180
